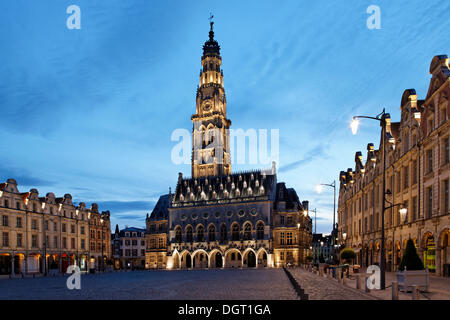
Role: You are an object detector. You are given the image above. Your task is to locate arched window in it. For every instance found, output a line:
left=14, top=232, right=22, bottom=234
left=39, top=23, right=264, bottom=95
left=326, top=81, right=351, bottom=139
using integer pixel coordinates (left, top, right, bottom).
left=232, top=224, right=240, bottom=241
left=220, top=224, right=227, bottom=242
left=175, top=227, right=182, bottom=243
left=197, top=225, right=204, bottom=242
left=186, top=226, right=193, bottom=243
left=244, top=223, right=252, bottom=240
left=256, top=222, right=264, bottom=240
left=208, top=225, right=216, bottom=242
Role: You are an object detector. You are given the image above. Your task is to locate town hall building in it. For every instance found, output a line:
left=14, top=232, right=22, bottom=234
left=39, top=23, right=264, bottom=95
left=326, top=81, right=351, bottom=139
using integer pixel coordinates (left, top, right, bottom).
left=145, top=21, right=312, bottom=269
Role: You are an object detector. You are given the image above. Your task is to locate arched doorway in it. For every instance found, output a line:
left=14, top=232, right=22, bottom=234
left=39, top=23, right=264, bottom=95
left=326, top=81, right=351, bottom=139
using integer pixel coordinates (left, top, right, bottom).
left=215, top=252, right=223, bottom=268
left=172, top=252, right=180, bottom=269
left=225, top=250, right=242, bottom=268
left=181, top=252, right=192, bottom=269
left=423, top=233, right=436, bottom=273
left=0, top=254, right=11, bottom=275
left=14, top=253, right=25, bottom=274
left=245, top=251, right=256, bottom=268
left=193, top=251, right=208, bottom=268
left=257, top=250, right=268, bottom=267
left=438, top=229, right=449, bottom=277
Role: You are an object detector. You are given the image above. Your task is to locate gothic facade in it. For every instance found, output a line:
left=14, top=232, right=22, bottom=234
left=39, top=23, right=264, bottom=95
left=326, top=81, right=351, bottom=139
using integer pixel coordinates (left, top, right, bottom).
left=338, top=55, right=450, bottom=277
left=145, top=22, right=312, bottom=269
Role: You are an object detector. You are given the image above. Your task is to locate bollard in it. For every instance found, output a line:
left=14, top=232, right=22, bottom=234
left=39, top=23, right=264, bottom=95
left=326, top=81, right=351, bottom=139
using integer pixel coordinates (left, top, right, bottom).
left=411, top=285, right=420, bottom=300
left=342, top=275, right=346, bottom=286
left=392, top=281, right=399, bottom=300
left=337, top=269, right=341, bottom=282
left=356, top=274, right=361, bottom=290
left=364, top=276, right=370, bottom=293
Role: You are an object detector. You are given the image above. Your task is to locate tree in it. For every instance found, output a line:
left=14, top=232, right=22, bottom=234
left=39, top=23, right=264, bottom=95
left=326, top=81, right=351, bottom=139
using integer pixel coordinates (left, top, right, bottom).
left=340, top=248, right=356, bottom=263
left=398, top=239, right=424, bottom=271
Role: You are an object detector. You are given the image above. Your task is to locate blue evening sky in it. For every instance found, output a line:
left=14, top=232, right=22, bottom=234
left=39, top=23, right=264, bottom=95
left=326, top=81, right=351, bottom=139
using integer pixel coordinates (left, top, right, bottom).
left=1, top=0, right=449, bottom=233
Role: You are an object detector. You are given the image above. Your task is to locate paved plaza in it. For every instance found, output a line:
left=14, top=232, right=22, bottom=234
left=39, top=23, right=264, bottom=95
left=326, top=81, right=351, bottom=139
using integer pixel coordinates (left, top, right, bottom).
left=2, top=268, right=448, bottom=300
left=0, top=269, right=297, bottom=300
left=289, top=268, right=377, bottom=300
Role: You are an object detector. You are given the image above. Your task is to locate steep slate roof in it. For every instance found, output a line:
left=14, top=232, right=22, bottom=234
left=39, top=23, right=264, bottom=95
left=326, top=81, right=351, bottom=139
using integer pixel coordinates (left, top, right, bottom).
left=172, top=170, right=277, bottom=207
left=148, top=194, right=170, bottom=221
left=274, top=182, right=305, bottom=210
left=119, top=227, right=146, bottom=237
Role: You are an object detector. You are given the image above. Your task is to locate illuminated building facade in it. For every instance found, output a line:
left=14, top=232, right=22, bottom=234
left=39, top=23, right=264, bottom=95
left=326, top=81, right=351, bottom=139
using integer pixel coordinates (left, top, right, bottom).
left=146, top=21, right=312, bottom=270
left=338, top=55, right=450, bottom=277
left=0, top=179, right=111, bottom=276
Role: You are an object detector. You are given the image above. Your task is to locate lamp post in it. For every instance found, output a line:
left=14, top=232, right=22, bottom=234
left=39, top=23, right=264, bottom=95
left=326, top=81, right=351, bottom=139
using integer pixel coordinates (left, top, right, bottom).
left=351, top=108, right=411, bottom=290
left=41, top=202, right=47, bottom=276
left=316, top=181, right=336, bottom=263
left=100, top=218, right=104, bottom=272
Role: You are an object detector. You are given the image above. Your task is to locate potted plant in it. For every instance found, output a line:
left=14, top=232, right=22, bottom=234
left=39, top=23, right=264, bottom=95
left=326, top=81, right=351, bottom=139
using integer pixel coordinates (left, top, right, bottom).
left=396, top=238, right=429, bottom=292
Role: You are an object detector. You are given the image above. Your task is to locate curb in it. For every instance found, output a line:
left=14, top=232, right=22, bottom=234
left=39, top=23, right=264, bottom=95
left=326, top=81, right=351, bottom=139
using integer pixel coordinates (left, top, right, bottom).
left=283, top=267, right=309, bottom=300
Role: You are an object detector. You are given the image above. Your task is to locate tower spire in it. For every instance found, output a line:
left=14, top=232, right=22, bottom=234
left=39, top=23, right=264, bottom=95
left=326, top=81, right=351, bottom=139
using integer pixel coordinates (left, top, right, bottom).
left=209, top=13, right=215, bottom=41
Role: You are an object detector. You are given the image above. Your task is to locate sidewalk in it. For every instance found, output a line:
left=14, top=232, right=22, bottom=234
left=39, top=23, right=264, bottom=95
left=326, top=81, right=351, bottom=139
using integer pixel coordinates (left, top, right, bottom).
left=346, top=267, right=450, bottom=300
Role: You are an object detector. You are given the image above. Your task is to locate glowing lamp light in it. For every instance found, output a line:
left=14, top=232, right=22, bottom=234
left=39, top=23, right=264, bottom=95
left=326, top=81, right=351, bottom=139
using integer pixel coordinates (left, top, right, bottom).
left=399, top=207, right=408, bottom=223
left=58, top=203, right=62, bottom=212
left=351, top=118, right=359, bottom=135
left=41, top=202, right=46, bottom=210
left=76, top=209, right=79, bottom=216
left=315, top=184, right=324, bottom=194
left=297, top=223, right=301, bottom=229
left=342, top=232, right=347, bottom=240
left=100, top=218, right=104, bottom=224
left=303, top=210, right=308, bottom=217
left=0, top=191, right=3, bottom=198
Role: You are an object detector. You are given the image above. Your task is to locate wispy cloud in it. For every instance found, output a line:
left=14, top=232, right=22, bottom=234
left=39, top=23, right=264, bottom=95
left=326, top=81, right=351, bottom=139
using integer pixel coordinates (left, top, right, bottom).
left=279, top=145, right=328, bottom=173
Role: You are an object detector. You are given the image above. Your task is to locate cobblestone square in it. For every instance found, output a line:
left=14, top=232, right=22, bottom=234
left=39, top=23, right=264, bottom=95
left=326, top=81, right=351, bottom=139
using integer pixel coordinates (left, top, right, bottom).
left=0, top=269, right=298, bottom=300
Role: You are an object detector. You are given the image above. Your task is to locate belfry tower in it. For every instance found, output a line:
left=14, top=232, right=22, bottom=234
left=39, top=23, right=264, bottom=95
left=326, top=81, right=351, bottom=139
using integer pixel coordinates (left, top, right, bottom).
left=191, top=18, right=232, bottom=178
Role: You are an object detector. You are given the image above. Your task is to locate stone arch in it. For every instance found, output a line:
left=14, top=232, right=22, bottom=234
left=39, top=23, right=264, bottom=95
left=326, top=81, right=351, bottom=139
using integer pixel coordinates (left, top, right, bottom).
left=171, top=251, right=181, bottom=269
left=192, top=249, right=209, bottom=268
left=180, top=250, right=192, bottom=269
left=256, top=220, right=265, bottom=240
left=243, top=221, right=253, bottom=240
left=422, top=231, right=436, bottom=273
left=242, top=248, right=257, bottom=268
left=209, top=249, right=224, bottom=268
left=185, top=224, right=193, bottom=243
left=207, top=223, right=216, bottom=242
left=0, top=253, right=12, bottom=275
left=231, top=222, right=240, bottom=241
left=14, top=252, right=26, bottom=274
left=174, top=225, right=182, bottom=243
left=196, top=224, right=205, bottom=242
left=224, top=248, right=242, bottom=268
left=219, top=223, right=227, bottom=242
left=256, top=248, right=268, bottom=267
left=438, top=227, right=449, bottom=276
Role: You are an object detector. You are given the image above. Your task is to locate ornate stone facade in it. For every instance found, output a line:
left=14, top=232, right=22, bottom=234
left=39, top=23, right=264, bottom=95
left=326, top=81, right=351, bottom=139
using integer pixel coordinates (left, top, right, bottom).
left=145, top=22, right=312, bottom=269
left=338, top=55, right=450, bottom=277
left=0, top=179, right=111, bottom=276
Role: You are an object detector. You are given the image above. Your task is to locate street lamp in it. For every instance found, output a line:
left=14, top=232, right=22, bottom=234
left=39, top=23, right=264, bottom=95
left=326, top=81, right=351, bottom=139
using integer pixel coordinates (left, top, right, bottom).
left=351, top=108, right=397, bottom=290
left=316, top=180, right=337, bottom=263
left=100, top=218, right=104, bottom=272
